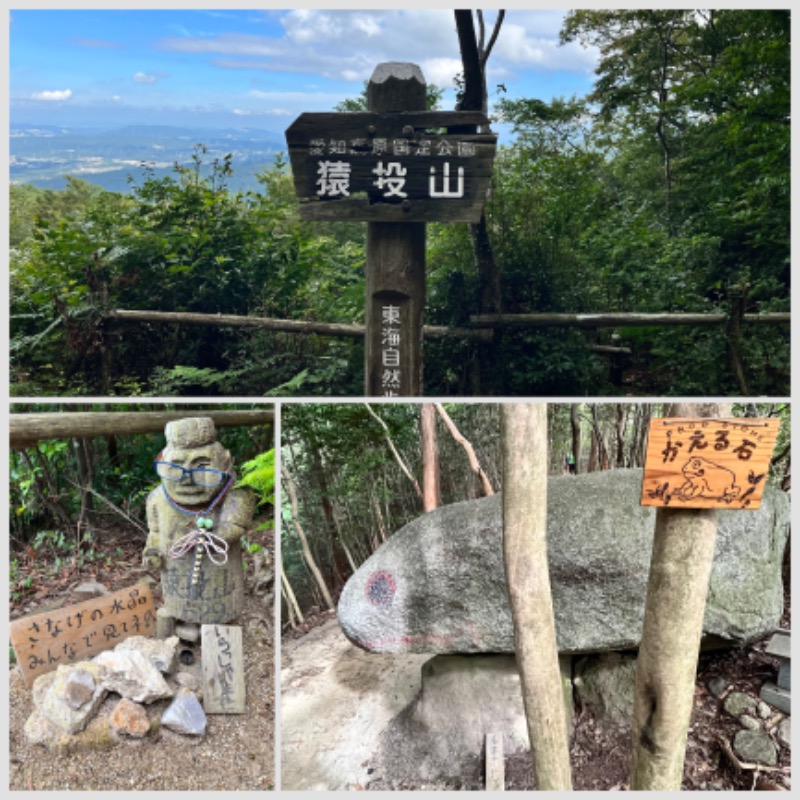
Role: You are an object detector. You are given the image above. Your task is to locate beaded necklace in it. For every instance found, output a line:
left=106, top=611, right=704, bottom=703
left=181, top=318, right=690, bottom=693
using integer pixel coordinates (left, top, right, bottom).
left=164, top=473, right=236, bottom=584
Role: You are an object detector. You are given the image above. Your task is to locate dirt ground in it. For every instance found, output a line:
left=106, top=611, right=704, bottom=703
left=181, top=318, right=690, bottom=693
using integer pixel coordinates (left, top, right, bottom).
left=8, top=523, right=275, bottom=791
left=282, top=609, right=791, bottom=791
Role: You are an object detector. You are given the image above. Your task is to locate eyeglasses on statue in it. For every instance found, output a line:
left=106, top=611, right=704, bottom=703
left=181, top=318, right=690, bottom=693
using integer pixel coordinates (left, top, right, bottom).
left=153, top=458, right=228, bottom=487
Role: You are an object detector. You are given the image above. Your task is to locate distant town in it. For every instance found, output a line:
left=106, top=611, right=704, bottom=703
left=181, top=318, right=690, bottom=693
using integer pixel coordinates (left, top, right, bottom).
left=10, top=124, right=286, bottom=194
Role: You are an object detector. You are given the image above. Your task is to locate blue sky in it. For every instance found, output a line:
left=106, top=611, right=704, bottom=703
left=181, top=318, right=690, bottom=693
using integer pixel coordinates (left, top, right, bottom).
left=10, top=9, right=599, bottom=132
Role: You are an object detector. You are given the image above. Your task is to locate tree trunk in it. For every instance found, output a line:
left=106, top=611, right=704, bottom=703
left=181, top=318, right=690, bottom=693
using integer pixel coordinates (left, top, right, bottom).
left=281, top=568, right=304, bottom=627
left=421, top=404, right=441, bottom=512
left=365, top=403, right=424, bottom=503
left=501, top=404, right=572, bottom=790
left=454, top=10, right=505, bottom=393
left=570, top=404, right=582, bottom=474
left=630, top=401, right=732, bottom=790
left=435, top=404, right=495, bottom=496
left=281, top=465, right=335, bottom=611
left=615, top=404, right=627, bottom=467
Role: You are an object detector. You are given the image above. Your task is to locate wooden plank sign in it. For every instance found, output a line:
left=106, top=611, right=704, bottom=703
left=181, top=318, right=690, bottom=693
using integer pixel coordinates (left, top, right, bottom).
left=485, top=732, right=505, bottom=791
left=9, top=582, right=156, bottom=687
left=641, top=417, right=781, bottom=510
left=285, top=110, right=497, bottom=223
left=201, top=624, right=245, bottom=714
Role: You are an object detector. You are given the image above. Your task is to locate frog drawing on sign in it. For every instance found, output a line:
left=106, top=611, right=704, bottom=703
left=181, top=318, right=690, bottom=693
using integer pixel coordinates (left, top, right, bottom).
left=675, top=456, right=741, bottom=503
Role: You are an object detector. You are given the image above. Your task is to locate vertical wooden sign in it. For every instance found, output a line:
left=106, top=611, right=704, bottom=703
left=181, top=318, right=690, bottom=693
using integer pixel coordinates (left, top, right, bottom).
left=641, top=417, right=781, bottom=509
left=365, top=63, right=427, bottom=397
left=10, top=582, right=156, bottom=687
left=201, top=623, right=245, bottom=714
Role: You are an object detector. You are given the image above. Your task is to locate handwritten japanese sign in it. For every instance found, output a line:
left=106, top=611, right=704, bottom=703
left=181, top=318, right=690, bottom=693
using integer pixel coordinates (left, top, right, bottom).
left=201, top=624, right=245, bottom=714
left=641, top=417, right=781, bottom=510
left=286, top=111, right=497, bottom=222
left=9, top=582, right=156, bottom=687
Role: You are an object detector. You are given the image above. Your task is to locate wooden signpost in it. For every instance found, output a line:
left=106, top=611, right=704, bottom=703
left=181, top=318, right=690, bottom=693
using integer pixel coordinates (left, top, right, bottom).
left=10, top=582, right=156, bottom=687
left=201, top=623, right=245, bottom=714
left=286, top=62, right=497, bottom=396
left=641, top=417, right=781, bottom=509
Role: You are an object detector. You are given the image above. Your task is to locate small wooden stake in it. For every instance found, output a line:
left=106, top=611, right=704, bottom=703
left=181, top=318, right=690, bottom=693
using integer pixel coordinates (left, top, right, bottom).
left=201, top=624, right=245, bottom=714
left=485, top=732, right=505, bottom=791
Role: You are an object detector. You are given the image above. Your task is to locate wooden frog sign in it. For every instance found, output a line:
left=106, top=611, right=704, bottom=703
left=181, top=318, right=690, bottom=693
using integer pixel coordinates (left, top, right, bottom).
left=143, top=417, right=255, bottom=638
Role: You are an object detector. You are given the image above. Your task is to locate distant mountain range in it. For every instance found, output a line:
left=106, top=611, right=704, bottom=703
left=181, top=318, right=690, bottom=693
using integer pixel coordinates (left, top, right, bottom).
left=10, top=124, right=288, bottom=194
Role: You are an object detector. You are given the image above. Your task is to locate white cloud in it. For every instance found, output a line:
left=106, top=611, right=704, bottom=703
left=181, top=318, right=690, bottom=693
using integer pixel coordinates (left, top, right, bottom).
left=31, top=89, right=72, bottom=101
left=133, top=72, right=159, bottom=84
left=161, top=33, right=280, bottom=58
left=420, top=57, right=463, bottom=90
left=233, top=107, right=292, bottom=117
left=495, top=18, right=598, bottom=73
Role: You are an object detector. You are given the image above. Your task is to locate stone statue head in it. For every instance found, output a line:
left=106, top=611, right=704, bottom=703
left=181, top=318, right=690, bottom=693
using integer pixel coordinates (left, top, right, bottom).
left=155, top=417, right=233, bottom=506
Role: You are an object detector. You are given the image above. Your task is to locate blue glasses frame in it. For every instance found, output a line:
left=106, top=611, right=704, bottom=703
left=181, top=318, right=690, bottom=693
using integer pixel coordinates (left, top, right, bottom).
left=153, top=459, right=228, bottom=487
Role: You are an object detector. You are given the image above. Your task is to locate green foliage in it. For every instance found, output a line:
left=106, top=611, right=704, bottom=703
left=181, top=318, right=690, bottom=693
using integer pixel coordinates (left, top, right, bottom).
left=237, top=449, right=276, bottom=508
left=9, top=11, right=789, bottom=396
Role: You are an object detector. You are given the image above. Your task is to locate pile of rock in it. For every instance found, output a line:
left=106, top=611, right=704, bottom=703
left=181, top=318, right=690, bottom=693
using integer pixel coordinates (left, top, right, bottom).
left=572, top=654, right=791, bottom=775
left=24, top=635, right=207, bottom=752
left=712, top=680, right=791, bottom=766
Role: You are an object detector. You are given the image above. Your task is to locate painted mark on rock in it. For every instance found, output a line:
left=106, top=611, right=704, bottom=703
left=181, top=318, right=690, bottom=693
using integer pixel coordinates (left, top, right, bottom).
left=365, top=570, right=396, bottom=608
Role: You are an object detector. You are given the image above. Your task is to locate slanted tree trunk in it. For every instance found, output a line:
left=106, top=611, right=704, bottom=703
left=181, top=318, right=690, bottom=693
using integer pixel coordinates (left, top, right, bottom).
left=365, top=403, right=424, bottom=504
left=281, top=568, right=304, bottom=629
left=435, top=403, right=495, bottom=497
left=630, top=401, right=732, bottom=790
left=281, top=464, right=334, bottom=611
left=421, top=404, right=441, bottom=512
left=501, top=403, right=572, bottom=790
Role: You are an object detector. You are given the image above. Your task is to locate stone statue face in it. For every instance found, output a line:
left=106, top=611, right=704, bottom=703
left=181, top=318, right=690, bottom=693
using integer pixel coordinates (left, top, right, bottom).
left=158, top=442, right=231, bottom=506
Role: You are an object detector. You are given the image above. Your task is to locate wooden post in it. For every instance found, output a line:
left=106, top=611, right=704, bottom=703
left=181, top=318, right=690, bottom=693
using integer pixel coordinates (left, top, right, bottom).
left=485, top=732, right=505, bottom=791
left=365, top=63, right=427, bottom=397
left=201, top=624, right=245, bottom=714
left=630, top=402, right=732, bottom=790
left=726, top=285, right=750, bottom=395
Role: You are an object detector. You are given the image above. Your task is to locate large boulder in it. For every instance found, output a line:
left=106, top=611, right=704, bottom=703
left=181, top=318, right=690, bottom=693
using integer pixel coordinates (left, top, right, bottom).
left=338, top=469, right=789, bottom=654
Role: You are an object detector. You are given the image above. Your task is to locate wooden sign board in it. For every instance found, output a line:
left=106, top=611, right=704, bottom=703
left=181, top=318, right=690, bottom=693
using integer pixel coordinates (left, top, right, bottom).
left=285, top=110, right=497, bottom=223
left=485, top=732, right=505, bottom=791
left=201, top=624, right=245, bottom=714
left=641, top=417, right=781, bottom=510
left=9, top=582, right=156, bottom=687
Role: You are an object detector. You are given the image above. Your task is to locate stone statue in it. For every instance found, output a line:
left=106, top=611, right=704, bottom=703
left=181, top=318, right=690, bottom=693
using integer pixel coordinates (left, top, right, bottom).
left=143, top=417, right=255, bottom=638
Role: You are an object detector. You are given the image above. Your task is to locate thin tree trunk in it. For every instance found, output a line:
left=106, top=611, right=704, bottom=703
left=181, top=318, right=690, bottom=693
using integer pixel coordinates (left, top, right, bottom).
left=421, top=404, right=441, bottom=512
left=501, top=404, right=572, bottom=790
left=364, top=403, right=424, bottom=503
left=281, top=464, right=335, bottom=611
left=435, top=404, right=495, bottom=496
left=370, top=491, right=388, bottom=544
left=570, top=404, right=582, bottom=474
left=281, top=569, right=304, bottom=627
left=630, top=401, right=732, bottom=790
left=615, top=404, right=628, bottom=468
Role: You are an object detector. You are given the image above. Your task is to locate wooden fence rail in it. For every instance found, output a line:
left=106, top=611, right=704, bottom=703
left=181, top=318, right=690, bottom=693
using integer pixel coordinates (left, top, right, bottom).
left=469, top=312, right=790, bottom=328
left=10, top=410, right=274, bottom=450
left=106, top=308, right=789, bottom=335
left=102, top=307, right=788, bottom=395
left=105, top=310, right=493, bottom=341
